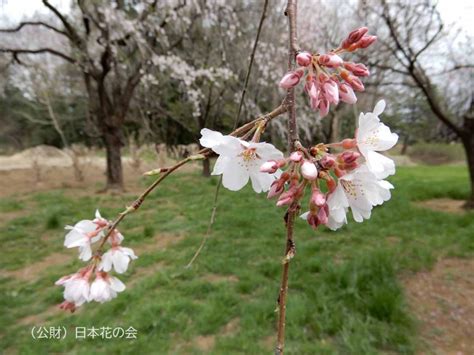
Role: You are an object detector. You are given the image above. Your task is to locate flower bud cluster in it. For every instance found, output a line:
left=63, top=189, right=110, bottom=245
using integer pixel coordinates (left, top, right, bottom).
left=279, top=27, right=377, bottom=117
left=262, top=143, right=362, bottom=228
left=260, top=101, right=398, bottom=231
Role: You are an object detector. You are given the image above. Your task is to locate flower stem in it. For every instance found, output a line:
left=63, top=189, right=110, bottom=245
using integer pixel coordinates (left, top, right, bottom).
left=276, top=1, right=299, bottom=354
left=96, top=105, right=289, bottom=251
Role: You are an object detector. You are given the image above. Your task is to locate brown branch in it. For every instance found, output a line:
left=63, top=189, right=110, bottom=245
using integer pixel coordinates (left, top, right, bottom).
left=380, top=0, right=461, bottom=137
left=440, top=64, right=474, bottom=73
left=0, top=48, right=75, bottom=64
left=96, top=104, right=289, bottom=250
left=234, top=0, right=269, bottom=128
left=276, top=1, right=299, bottom=354
left=0, top=21, right=67, bottom=36
left=42, top=0, right=82, bottom=45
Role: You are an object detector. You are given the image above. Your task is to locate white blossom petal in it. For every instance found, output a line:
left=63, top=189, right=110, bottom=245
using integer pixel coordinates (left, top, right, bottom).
left=373, top=99, right=386, bottom=116
left=199, top=128, right=225, bottom=148
left=112, top=251, right=130, bottom=274
left=110, top=277, right=126, bottom=292
left=221, top=158, right=250, bottom=191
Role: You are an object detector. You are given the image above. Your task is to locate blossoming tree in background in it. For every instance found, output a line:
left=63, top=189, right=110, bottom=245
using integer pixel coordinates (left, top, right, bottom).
left=54, top=1, right=398, bottom=353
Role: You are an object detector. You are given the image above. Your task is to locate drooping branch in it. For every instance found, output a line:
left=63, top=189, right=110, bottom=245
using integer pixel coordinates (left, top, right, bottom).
left=276, top=1, right=299, bottom=354
left=96, top=103, right=289, bottom=250
left=42, top=0, right=82, bottom=45
left=186, top=0, right=270, bottom=268
left=234, top=0, right=269, bottom=128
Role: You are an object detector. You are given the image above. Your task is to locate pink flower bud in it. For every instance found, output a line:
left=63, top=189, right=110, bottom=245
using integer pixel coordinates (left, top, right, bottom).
left=343, top=62, right=370, bottom=77
left=317, top=205, right=329, bottom=225
left=318, top=99, right=330, bottom=118
left=318, top=53, right=343, bottom=68
left=356, top=35, right=377, bottom=49
left=342, top=138, right=357, bottom=149
left=296, top=51, right=312, bottom=66
left=59, top=301, right=76, bottom=313
left=276, top=191, right=294, bottom=207
left=341, top=38, right=351, bottom=50
left=310, top=96, right=320, bottom=111
left=348, top=76, right=364, bottom=91
left=339, top=151, right=360, bottom=164
left=323, top=80, right=339, bottom=105
left=306, top=204, right=329, bottom=229
left=319, top=155, right=336, bottom=169
left=279, top=70, right=303, bottom=89
left=327, top=178, right=337, bottom=192
left=305, top=81, right=319, bottom=100
left=341, top=70, right=364, bottom=92
left=311, top=189, right=326, bottom=207
left=267, top=173, right=290, bottom=199
left=260, top=160, right=279, bottom=173
left=338, top=83, right=357, bottom=104
left=301, top=160, right=318, bottom=180
left=343, top=161, right=359, bottom=171
left=344, top=27, right=369, bottom=47
left=290, top=151, right=303, bottom=162
left=306, top=212, right=319, bottom=229
left=268, top=181, right=283, bottom=198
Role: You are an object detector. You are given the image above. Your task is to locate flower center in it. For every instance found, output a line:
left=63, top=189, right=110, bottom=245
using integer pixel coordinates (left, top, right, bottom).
left=341, top=180, right=363, bottom=199
left=240, top=148, right=257, bottom=162
left=363, top=130, right=380, bottom=147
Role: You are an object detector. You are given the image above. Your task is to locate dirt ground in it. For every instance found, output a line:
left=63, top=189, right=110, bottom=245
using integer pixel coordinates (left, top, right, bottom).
left=0, top=145, right=197, bottom=198
left=1, top=147, right=473, bottom=353
left=404, top=258, right=474, bottom=354
left=415, top=198, right=467, bottom=215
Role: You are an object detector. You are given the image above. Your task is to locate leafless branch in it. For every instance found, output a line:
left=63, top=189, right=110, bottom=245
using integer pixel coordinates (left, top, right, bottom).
left=0, top=48, right=75, bottom=63
left=0, top=21, right=67, bottom=36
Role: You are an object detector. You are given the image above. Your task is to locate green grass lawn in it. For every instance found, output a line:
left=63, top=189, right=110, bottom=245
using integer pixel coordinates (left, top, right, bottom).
left=1, top=165, right=473, bottom=354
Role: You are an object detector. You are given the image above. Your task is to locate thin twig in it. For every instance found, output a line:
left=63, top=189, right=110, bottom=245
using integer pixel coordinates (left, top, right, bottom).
left=234, top=0, right=269, bottom=129
left=96, top=105, right=288, bottom=250
left=276, top=1, right=299, bottom=354
left=185, top=0, right=270, bottom=268
left=185, top=176, right=222, bottom=268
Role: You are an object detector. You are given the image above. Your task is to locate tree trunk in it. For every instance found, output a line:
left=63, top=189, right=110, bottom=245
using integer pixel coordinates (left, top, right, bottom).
left=400, top=134, right=409, bottom=155
left=202, top=158, right=211, bottom=177
left=461, top=134, right=474, bottom=209
left=103, top=127, right=124, bottom=191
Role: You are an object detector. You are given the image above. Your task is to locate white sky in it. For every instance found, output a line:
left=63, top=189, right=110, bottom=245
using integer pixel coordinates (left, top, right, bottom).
left=0, top=0, right=71, bottom=22
left=0, top=0, right=473, bottom=35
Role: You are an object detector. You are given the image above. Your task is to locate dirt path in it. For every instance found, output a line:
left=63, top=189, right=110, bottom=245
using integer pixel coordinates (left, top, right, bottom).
left=404, top=258, right=474, bottom=354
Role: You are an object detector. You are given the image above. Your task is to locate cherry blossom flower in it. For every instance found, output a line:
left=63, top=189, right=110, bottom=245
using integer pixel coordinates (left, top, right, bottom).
left=55, top=268, right=92, bottom=307
left=356, top=100, right=399, bottom=178
left=326, top=205, right=348, bottom=231
left=99, top=247, right=138, bottom=274
left=64, top=210, right=108, bottom=261
left=90, top=272, right=126, bottom=303
left=200, top=128, right=283, bottom=192
left=328, top=165, right=394, bottom=223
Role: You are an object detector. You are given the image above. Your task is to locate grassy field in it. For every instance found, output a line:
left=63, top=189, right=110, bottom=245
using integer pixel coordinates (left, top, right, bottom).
left=1, top=165, right=473, bottom=354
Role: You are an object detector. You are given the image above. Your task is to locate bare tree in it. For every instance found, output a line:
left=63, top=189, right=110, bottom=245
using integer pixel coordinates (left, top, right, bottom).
left=364, top=0, right=474, bottom=208
left=0, top=0, right=187, bottom=191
